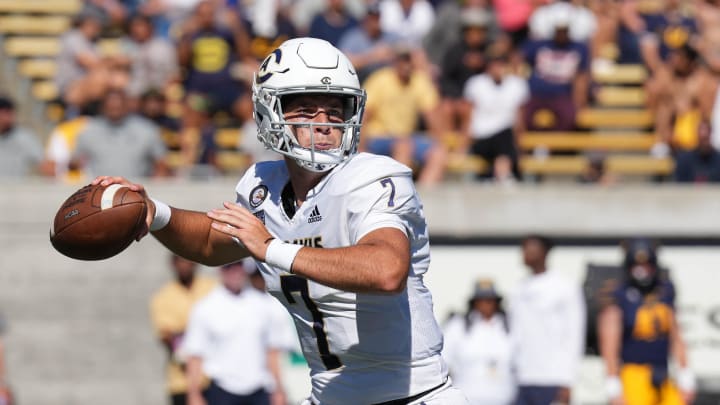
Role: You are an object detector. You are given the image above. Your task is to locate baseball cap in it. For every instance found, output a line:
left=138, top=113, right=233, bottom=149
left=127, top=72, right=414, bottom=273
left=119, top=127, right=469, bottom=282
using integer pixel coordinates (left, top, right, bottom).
left=470, top=279, right=502, bottom=301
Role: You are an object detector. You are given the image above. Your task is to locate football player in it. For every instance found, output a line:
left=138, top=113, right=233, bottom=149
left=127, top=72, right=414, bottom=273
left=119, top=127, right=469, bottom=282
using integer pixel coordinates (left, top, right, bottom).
left=597, top=239, right=696, bottom=405
left=93, top=38, right=468, bottom=404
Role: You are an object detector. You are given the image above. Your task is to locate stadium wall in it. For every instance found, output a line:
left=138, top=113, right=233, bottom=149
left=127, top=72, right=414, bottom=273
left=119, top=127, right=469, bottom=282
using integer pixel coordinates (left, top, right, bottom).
left=1, top=180, right=720, bottom=405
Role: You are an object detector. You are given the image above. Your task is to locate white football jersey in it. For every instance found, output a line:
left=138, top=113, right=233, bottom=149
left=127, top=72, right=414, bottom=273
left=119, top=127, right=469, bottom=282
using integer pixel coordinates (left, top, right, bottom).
left=235, top=153, right=447, bottom=404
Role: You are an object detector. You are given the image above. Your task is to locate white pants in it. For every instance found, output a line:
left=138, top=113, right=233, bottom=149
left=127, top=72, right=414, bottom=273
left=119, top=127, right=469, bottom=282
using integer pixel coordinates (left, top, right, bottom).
left=301, top=378, right=470, bottom=405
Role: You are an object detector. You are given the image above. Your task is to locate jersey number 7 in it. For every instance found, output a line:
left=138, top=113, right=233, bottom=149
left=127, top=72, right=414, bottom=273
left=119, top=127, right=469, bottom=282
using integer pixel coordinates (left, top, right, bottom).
left=281, top=275, right=343, bottom=370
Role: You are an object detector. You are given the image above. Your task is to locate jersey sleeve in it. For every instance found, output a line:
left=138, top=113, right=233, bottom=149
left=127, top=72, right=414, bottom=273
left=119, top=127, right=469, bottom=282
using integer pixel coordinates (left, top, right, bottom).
left=346, top=173, right=420, bottom=243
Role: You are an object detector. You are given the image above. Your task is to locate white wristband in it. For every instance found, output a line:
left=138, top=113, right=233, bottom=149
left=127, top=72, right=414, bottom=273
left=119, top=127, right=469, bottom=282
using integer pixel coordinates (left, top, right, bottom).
left=265, top=239, right=302, bottom=273
left=605, top=375, right=622, bottom=399
left=149, top=198, right=171, bottom=231
left=676, top=368, right=696, bottom=392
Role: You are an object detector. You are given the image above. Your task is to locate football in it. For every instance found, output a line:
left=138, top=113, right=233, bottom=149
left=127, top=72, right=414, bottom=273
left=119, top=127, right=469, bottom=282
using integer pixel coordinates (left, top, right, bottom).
left=50, top=183, right=147, bottom=260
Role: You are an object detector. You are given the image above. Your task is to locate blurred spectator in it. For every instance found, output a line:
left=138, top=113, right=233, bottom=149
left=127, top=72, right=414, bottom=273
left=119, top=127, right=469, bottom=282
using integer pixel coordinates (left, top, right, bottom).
left=44, top=115, right=90, bottom=182
left=424, top=0, right=500, bottom=67
left=588, top=0, right=621, bottom=61
left=617, top=0, right=697, bottom=68
left=181, top=261, right=291, bottom=405
left=338, top=3, right=401, bottom=84
left=307, top=0, right=358, bottom=46
left=82, top=0, right=129, bottom=28
left=439, top=8, right=493, bottom=140
left=138, top=0, right=204, bottom=38
left=138, top=89, right=181, bottom=134
left=176, top=93, right=221, bottom=176
left=246, top=1, right=298, bottom=62
left=56, top=10, right=131, bottom=112
left=150, top=254, right=216, bottom=405
left=646, top=45, right=701, bottom=151
left=597, top=239, right=696, bottom=405
left=674, top=120, right=720, bottom=183
left=529, top=0, right=597, bottom=43
left=460, top=54, right=529, bottom=182
left=379, top=0, right=436, bottom=46
left=71, top=90, right=169, bottom=179
left=693, top=0, right=720, bottom=73
left=0, top=96, right=44, bottom=178
left=522, top=11, right=590, bottom=132
left=509, top=235, right=585, bottom=405
left=178, top=0, right=253, bottom=122
left=443, top=279, right=515, bottom=405
left=362, top=46, right=448, bottom=186
left=122, top=14, right=179, bottom=99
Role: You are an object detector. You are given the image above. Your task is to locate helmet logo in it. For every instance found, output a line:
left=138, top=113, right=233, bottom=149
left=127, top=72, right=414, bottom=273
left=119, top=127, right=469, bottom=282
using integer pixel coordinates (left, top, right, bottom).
left=321, top=76, right=332, bottom=85
left=257, top=48, right=283, bottom=84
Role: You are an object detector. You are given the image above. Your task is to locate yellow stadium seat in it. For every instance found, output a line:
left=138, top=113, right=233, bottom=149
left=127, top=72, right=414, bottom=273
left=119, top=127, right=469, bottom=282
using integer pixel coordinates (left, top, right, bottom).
left=18, top=59, right=57, bottom=79
left=520, top=156, right=589, bottom=175
left=0, top=15, right=71, bottom=35
left=0, top=0, right=82, bottom=14
left=604, top=156, right=674, bottom=175
left=595, top=87, right=647, bottom=107
left=4, top=37, right=60, bottom=57
left=576, top=108, right=654, bottom=129
left=520, top=132, right=656, bottom=152
left=592, top=64, right=648, bottom=84
left=32, top=80, right=58, bottom=101
left=214, top=128, right=241, bottom=149
left=216, top=151, right=249, bottom=172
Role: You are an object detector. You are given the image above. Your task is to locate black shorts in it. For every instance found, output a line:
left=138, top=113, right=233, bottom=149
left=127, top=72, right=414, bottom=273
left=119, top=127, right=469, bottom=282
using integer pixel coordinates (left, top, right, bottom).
left=469, top=127, right=517, bottom=162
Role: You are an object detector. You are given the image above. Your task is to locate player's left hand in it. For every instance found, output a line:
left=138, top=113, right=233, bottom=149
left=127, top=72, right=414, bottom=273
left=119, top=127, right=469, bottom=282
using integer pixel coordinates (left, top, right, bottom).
left=207, top=202, right=274, bottom=261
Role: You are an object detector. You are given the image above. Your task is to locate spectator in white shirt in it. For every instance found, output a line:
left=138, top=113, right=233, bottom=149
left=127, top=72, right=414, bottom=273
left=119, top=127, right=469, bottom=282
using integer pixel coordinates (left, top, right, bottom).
left=461, top=54, right=529, bottom=183
left=443, top=279, right=515, bottom=405
left=509, top=235, right=586, bottom=405
left=181, top=260, right=293, bottom=405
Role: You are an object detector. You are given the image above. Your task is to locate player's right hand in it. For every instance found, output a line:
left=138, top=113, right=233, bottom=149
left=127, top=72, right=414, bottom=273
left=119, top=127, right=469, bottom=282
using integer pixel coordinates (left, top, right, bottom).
left=91, top=176, right=155, bottom=240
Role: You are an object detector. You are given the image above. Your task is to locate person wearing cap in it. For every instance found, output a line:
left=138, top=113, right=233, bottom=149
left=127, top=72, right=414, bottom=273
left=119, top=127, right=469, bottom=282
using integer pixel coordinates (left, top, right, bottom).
left=443, top=279, right=515, bottom=405
left=180, top=260, right=293, bottom=405
left=0, top=96, right=44, bottom=179
left=509, top=235, right=585, bottom=405
left=597, top=239, right=695, bottom=405
left=150, top=254, right=216, bottom=405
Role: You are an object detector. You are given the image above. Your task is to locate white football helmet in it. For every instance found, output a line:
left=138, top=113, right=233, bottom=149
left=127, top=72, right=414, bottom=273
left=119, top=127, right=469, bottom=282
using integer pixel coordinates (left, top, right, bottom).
left=252, top=37, right=367, bottom=172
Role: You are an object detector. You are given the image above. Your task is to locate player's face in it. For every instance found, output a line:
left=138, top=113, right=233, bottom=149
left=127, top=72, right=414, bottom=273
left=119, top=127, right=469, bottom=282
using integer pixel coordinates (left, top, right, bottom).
left=283, top=94, right=345, bottom=150
left=473, top=298, right=498, bottom=319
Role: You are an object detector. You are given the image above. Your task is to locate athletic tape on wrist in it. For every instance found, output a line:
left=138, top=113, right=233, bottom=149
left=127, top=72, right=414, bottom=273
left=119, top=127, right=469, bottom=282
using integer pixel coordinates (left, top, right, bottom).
left=677, top=368, right=696, bottom=391
left=605, top=376, right=622, bottom=399
left=149, top=198, right=171, bottom=231
left=265, top=239, right=302, bottom=273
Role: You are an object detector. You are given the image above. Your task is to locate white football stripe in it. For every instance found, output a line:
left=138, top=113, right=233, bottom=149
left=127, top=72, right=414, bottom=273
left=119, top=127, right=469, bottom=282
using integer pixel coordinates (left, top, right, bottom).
left=100, top=184, right=125, bottom=210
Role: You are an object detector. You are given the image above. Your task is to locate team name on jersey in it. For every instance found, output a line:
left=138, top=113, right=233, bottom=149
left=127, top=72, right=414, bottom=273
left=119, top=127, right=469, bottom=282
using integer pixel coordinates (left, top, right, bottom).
left=289, top=236, right=323, bottom=248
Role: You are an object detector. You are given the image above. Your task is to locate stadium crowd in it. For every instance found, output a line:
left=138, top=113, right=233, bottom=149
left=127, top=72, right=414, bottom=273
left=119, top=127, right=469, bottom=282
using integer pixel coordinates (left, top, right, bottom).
left=2, top=0, right=720, bottom=184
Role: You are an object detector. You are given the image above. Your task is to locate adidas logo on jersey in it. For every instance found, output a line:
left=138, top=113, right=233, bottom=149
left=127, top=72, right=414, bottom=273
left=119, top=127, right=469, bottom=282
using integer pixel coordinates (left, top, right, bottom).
left=308, top=205, right=322, bottom=223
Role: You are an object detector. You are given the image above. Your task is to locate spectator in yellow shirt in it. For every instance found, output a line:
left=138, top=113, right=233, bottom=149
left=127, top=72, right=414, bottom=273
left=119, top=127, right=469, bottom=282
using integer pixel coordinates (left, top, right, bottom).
left=362, top=46, right=448, bottom=186
left=150, top=254, right=216, bottom=405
